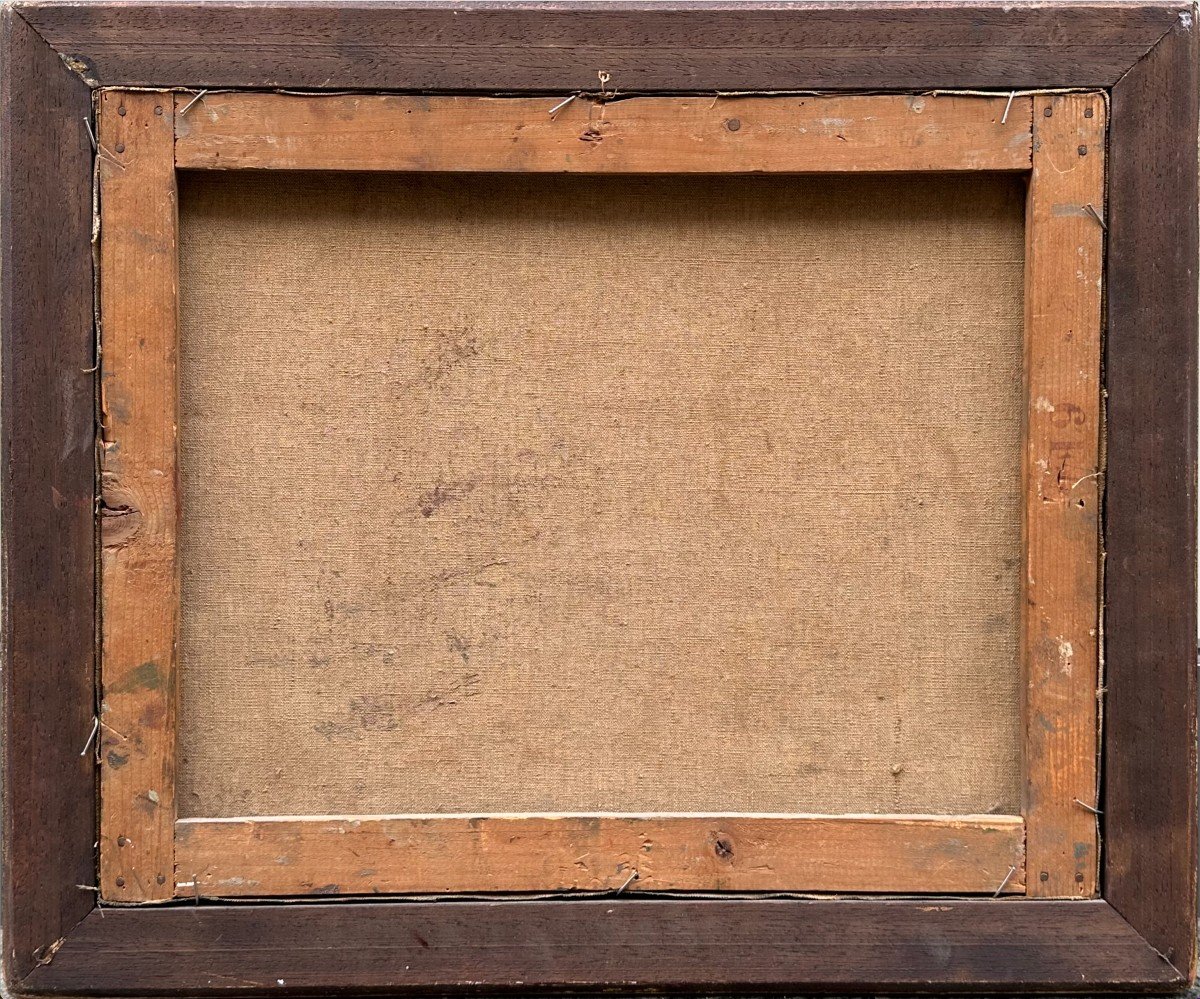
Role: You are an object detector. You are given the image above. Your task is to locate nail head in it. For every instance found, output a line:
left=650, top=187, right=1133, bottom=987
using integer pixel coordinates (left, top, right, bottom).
left=115, top=143, right=125, bottom=154
left=155, top=106, right=164, bottom=116
left=1043, top=107, right=1053, bottom=117
left=117, top=106, right=126, bottom=117
left=115, top=876, right=125, bottom=887
left=1084, top=107, right=1094, bottom=118
left=1078, top=145, right=1088, bottom=156
left=725, top=118, right=741, bottom=132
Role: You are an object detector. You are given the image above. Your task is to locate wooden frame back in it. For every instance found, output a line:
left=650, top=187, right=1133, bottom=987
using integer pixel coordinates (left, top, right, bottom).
left=3, top=2, right=1195, bottom=994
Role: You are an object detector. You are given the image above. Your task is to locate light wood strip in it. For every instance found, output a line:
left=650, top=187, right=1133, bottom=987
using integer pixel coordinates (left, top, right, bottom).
left=98, top=90, right=179, bottom=901
left=174, top=93, right=1032, bottom=173
left=1023, top=93, right=1105, bottom=898
left=176, top=814, right=1025, bottom=896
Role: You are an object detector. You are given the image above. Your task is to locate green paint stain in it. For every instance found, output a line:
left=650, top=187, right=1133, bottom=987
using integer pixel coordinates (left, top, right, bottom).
left=107, top=661, right=162, bottom=696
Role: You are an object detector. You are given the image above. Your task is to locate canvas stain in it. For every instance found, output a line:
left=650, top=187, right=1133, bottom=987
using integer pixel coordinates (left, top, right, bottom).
left=349, top=694, right=400, bottom=731
left=418, top=480, right=475, bottom=518
left=446, top=631, right=471, bottom=663
left=410, top=331, right=480, bottom=390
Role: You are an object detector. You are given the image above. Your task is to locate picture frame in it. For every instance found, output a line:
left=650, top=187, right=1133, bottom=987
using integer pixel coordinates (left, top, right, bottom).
left=3, top=2, right=1195, bottom=993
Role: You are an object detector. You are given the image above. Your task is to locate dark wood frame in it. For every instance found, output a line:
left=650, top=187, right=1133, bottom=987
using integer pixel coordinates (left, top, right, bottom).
left=2, top=1, right=1195, bottom=993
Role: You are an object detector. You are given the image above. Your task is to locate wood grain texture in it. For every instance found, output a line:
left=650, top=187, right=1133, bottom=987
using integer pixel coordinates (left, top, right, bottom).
left=176, top=814, right=1026, bottom=897
left=97, top=90, right=178, bottom=903
left=0, top=8, right=96, bottom=989
left=1105, top=17, right=1199, bottom=978
left=16, top=2, right=1185, bottom=91
left=174, top=92, right=1032, bottom=172
left=23, top=899, right=1184, bottom=995
left=1022, top=93, right=1104, bottom=899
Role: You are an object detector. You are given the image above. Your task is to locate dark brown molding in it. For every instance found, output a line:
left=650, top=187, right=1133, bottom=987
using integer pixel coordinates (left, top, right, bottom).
left=0, top=5, right=97, bottom=990
left=3, top=1, right=1198, bottom=993
left=22, top=899, right=1186, bottom=995
left=14, top=1, right=1188, bottom=92
left=1105, top=12, right=1200, bottom=981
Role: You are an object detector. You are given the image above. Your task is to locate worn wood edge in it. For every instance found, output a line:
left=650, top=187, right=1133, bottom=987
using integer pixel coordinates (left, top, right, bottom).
left=1021, top=92, right=1105, bottom=899
left=13, top=2, right=1193, bottom=9
left=173, top=92, right=1032, bottom=172
left=20, top=899, right=1185, bottom=995
left=0, top=6, right=98, bottom=991
left=1104, top=14, right=1200, bottom=979
left=96, top=90, right=178, bottom=904
left=175, top=814, right=1026, bottom=897
left=12, top=1, right=1187, bottom=91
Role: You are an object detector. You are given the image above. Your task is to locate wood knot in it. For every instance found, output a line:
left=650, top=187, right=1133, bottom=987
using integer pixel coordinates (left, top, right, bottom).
left=713, top=836, right=734, bottom=860
left=101, top=484, right=142, bottom=548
